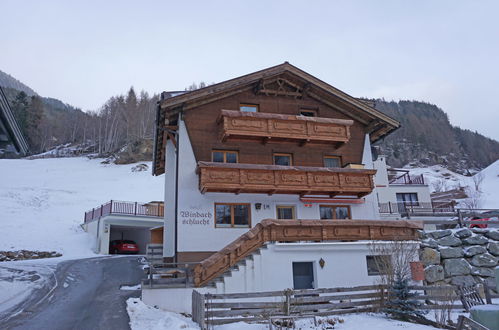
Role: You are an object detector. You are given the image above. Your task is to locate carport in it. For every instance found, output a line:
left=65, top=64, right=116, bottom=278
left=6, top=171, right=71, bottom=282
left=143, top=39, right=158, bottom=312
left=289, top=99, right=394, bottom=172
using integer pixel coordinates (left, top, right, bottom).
left=83, top=201, right=164, bottom=255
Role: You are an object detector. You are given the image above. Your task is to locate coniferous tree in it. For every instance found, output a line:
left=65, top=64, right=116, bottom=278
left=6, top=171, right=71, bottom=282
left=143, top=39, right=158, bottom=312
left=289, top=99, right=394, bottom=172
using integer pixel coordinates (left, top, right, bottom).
left=383, top=276, right=426, bottom=321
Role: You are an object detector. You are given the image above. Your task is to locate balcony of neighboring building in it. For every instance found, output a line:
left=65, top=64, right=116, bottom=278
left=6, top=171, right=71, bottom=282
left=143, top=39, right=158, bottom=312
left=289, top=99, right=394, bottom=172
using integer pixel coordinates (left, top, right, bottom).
left=388, top=169, right=425, bottom=185
left=217, top=109, right=353, bottom=146
left=84, top=200, right=164, bottom=223
left=196, top=161, right=376, bottom=197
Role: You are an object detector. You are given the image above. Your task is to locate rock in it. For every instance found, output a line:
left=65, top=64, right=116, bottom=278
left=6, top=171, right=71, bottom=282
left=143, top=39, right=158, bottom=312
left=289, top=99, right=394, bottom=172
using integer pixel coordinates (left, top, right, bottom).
left=428, top=230, right=452, bottom=239
left=425, top=265, right=445, bottom=283
left=437, top=235, right=462, bottom=247
left=485, top=230, right=499, bottom=241
left=472, top=228, right=489, bottom=234
left=444, top=258, right=471, bottom=276
left=421, top=248, right=441, bottom=266
left=454, top=228, right=472, bottom=238
left=450, top=275, right=477, bottom=286
left=464, top=245, right=488, bottom=257
left=462, top=235, right=489, bottom=245
left=421, top=238, right=439, bottom=249
left=470, top=266, right=495, bottom=277
left=470, top=253, right=498, bottom=267
left=488, top=242, right=499, bottom=256
left=440, top=247, right=464, bottom=259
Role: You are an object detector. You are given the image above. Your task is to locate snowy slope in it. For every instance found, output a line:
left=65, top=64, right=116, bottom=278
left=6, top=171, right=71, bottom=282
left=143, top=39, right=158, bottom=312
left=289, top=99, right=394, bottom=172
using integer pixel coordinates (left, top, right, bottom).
left=404, top=160, right=498, bottom=209
left=0, top=158, right=163, bottom=259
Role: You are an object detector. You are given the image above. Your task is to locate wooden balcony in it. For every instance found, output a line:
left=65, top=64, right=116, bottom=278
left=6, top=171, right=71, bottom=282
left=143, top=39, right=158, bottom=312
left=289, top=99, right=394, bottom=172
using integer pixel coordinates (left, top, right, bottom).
left=197, top=162, right=376, bottom=197
left=218, top=110, right=353, bottom=146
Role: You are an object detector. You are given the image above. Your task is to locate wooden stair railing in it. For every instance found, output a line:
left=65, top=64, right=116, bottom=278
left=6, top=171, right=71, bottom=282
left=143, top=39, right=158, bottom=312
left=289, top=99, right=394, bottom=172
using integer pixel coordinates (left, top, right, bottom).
left=192, top=219, right=423, bottom=287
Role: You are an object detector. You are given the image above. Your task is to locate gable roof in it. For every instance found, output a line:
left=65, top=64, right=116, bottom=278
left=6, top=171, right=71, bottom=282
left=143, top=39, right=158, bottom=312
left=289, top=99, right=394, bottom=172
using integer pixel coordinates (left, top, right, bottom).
left=153, top=62, right=400, bottom=175
left=0, top=86, right=29, bottom=155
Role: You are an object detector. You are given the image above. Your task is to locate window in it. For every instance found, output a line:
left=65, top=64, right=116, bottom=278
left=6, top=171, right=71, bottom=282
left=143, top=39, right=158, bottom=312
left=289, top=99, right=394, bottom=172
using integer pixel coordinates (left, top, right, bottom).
left=240, top=104, right=258, bottom=112
left=324, top=156, right=341, bottom=168
left=276, top=205, right=296, bottom=219
left=300, top=109, right=317, bottom=117
left=366, top=255, right=391, bottom=276
left=319, top=205, right=351, bottom=220
left=396, top=193, right=419, bottom=206
left=212, top=150, right=238, bottom=163
left=292, top=262, right=315, bottom=289
left=273, top=153, right=293, bottom=166
left=215, top=203, right=250, bottom=228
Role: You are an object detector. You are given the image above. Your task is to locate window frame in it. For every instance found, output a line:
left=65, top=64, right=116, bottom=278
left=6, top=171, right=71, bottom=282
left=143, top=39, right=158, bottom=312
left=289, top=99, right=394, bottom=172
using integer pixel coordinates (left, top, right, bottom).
left=239, top=103, right=259, bottom=113
left=211, top=150, right=239, bottom=163
left=396, top=192, right=419, bottom=206
left=276, top=205, right=296, bottom=219
left=366, top=255, right=392, bottom=276
left=214, top=203, right=251, bottom=228
left=323, top=155, right=342, bottom=168
left=319, top=205, right=352, bottom=220
left=273, top=153, right=293, bottom=166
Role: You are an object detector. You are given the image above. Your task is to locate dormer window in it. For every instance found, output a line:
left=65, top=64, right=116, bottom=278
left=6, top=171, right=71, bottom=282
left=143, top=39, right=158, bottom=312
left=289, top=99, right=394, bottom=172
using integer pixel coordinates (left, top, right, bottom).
left=240, top=104, right=258, bottom=112
left=300, top=109, right=317, bottom=117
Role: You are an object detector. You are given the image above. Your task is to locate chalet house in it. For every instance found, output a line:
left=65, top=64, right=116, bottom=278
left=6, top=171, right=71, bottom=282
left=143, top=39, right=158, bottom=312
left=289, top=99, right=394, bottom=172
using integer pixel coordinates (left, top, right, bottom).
left=0, top=87, right=29, bottom=157
left=146, top=63, right=422, bottom=312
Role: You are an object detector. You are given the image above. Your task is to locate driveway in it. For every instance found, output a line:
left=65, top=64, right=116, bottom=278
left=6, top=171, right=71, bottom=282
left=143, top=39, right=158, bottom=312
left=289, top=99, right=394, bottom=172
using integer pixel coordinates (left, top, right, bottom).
left=2, top=256, right=144, bottom=330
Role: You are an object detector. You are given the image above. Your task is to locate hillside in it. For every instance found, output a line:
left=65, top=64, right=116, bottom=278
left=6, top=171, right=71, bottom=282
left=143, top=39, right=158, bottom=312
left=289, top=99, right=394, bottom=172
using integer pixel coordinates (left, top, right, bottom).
left=373, top=99, right=499, bottom=174
left=0, top=70, right=36, bottom=96
left=0, top=158, right=163, bottom=256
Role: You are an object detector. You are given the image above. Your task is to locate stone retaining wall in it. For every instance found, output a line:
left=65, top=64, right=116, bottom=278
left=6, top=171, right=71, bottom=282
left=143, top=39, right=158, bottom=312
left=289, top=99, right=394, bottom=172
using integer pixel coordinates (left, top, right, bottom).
left=421, top=228, right=499, bottom=288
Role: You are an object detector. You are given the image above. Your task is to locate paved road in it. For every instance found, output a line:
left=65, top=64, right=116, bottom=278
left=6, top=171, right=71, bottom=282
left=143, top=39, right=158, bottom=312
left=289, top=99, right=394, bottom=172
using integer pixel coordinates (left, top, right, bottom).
left=3, top=256, right=144, bottom=330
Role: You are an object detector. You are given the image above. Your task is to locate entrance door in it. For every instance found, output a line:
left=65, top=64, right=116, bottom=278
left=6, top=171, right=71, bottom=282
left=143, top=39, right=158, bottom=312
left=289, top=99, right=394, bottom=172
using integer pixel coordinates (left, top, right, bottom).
left=292, top=262, right=314, bottom=289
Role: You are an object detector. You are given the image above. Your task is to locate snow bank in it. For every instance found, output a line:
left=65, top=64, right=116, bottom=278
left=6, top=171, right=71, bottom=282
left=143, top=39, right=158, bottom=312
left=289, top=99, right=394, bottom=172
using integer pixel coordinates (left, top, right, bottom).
left=478, top=160, right=499, bottom=209
left=0, top=157, right=163, bottom=259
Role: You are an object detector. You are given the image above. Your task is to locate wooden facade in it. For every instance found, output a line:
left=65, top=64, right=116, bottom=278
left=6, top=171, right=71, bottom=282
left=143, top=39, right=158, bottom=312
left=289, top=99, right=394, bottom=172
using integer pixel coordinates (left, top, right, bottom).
left=153, top=63, right=400, bottom=176
left=197, top=162, right=375, bottom=197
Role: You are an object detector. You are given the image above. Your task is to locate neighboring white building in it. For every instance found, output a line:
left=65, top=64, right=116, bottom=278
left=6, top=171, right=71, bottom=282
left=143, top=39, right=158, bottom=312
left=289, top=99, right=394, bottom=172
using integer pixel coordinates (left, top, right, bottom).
left=373, top=155, right=432, bottom=219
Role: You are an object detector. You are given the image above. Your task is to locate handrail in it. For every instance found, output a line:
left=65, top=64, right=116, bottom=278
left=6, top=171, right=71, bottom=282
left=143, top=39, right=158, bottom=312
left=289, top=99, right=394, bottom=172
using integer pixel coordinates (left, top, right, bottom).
left=84, top=200, right=164, bottom=223
left=192, top=219, right=423, bottom=287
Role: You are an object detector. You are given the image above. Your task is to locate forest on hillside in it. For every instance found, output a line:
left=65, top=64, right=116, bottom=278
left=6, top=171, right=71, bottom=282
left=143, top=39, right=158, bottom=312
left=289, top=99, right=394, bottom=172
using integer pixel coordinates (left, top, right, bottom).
left=373, top=100, right=499, bottom=173
left=1, top=70, right=498, bottom=172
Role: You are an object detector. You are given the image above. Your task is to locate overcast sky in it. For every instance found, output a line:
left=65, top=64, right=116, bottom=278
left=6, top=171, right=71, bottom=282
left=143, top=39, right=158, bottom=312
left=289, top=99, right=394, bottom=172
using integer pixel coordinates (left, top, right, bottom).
left=1, top=1, right=498, bottom=140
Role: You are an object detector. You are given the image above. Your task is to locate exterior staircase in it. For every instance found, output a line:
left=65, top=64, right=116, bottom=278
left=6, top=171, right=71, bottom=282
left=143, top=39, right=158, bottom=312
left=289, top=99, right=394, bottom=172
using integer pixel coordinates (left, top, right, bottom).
left=193, top=219, right=422, bottom=287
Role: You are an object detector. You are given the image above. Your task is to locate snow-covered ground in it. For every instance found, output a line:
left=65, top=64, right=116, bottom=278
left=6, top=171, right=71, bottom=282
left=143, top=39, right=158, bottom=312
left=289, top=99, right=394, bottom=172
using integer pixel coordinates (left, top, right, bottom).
left=405, top=160, right=498, bottom=209
left=126, top=298, right=445, bottom=330
left=0, top=157, right=163, bottom=258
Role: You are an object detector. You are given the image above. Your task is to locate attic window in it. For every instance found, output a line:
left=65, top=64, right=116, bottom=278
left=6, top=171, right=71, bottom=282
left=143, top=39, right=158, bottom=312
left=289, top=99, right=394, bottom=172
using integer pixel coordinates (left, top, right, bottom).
left=240, top=104, right=258, bottom=112
left=300, top=109, right=317, bottom=117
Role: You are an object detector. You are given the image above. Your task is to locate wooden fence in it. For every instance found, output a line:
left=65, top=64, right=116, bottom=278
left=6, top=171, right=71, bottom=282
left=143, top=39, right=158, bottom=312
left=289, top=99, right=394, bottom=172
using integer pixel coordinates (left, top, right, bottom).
left=191, top=284, right=493, bottom=329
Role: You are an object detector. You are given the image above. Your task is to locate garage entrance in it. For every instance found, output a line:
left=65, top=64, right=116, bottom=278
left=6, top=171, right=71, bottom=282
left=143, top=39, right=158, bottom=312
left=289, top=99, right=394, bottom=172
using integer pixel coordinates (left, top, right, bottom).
left=109, top=225, right=151, bottom=254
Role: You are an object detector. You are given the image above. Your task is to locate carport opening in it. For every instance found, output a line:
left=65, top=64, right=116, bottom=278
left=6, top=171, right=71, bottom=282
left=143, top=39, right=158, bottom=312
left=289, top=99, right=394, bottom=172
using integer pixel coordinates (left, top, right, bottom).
left=109, top=225, right=151, bottom=254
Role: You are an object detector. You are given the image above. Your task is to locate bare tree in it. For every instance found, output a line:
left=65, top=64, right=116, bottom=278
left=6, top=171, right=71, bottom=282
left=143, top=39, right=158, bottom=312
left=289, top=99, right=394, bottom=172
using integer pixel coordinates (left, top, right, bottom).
left=368, top=240, right=420, bottom=286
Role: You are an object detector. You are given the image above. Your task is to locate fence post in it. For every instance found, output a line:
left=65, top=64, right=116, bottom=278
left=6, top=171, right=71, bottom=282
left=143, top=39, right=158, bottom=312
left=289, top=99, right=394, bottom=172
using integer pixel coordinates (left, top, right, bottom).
left=457, top=209, right=463, bottom=228
left=134, top=202, right=138, bottom=215
left=92, top=208, right=95, bottom=220
left=388, top=202, right=392, bottom=214
left=110, top=200, right=113, bottom=214
left=379, top=285, right=385, bottom=312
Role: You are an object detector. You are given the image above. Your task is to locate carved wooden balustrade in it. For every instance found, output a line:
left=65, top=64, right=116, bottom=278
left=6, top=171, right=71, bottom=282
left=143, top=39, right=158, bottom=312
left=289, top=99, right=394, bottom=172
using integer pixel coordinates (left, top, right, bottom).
left=192, top=219, right=423, bottom=287
left=218, top=110, right=353, bottom=146
left=197, top=162, right=376, bottom=197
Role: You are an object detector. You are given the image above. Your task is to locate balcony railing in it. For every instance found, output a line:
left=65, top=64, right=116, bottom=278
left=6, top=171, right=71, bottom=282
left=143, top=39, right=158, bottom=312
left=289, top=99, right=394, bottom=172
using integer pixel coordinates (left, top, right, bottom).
left=84, top=200, right=164, bottom=223
left=379, top=202, right=456, bottom=217
left=388, top=171, right=425, bottom=185
left=218, top=110, right=353, bottom=146
left=197, top=162, right=376, bottom=197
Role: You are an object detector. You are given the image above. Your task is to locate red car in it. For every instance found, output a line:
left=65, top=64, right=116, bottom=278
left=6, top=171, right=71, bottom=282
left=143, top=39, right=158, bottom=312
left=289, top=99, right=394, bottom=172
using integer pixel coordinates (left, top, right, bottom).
left=110, top=240, right=139, bottom=254
left=469, top=211, right=499, bottom=229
